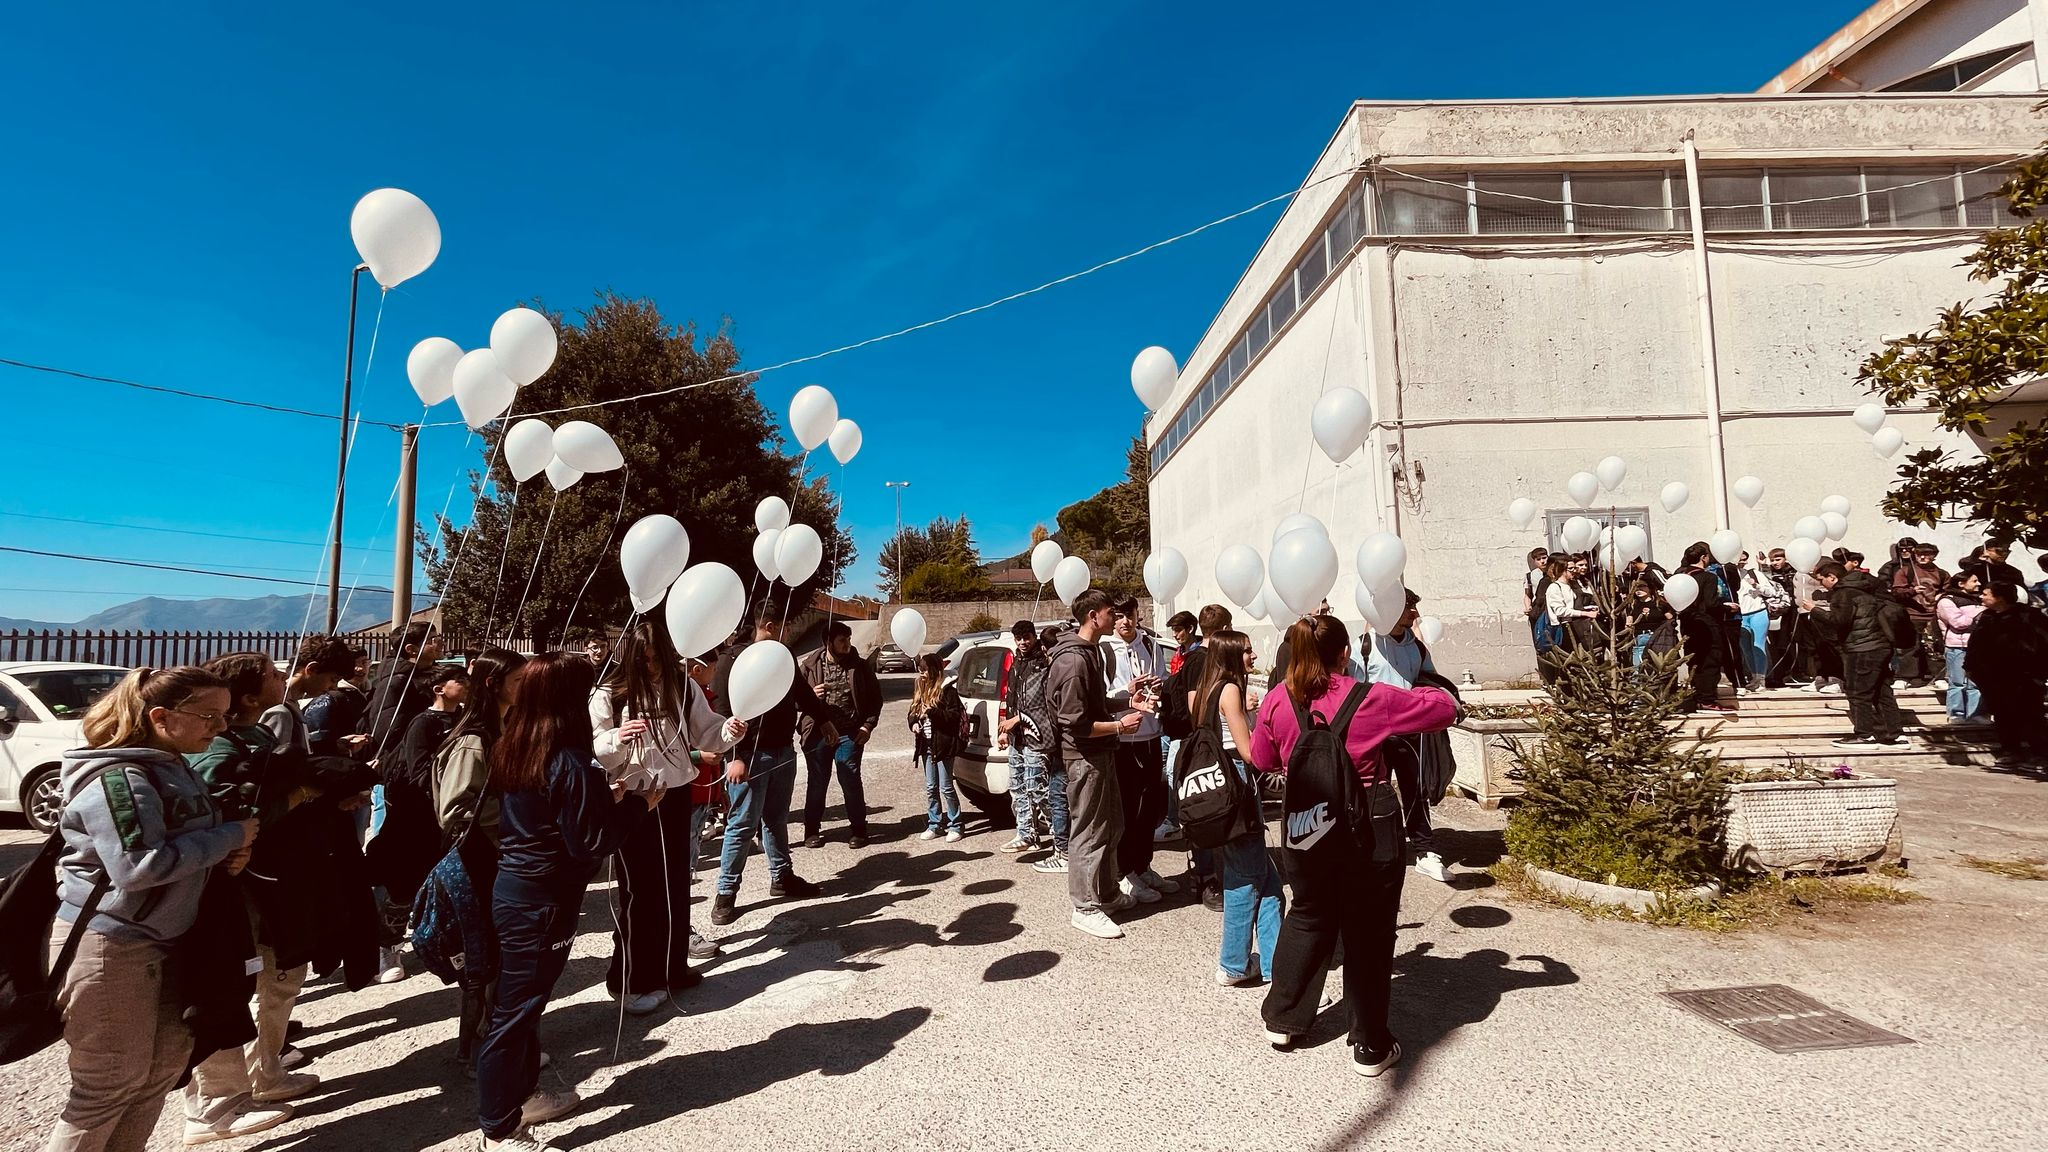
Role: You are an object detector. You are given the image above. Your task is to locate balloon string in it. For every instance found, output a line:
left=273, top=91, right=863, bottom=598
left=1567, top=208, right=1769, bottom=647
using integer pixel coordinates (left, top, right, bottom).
left=291, top=411, right=367, bottom=649
left=361, top=289, right=390, bottom=390
left=484, top=484, right=521, bottom=639
left=1297, top=270, right=1346, bottom=516
left=823, top=460, right=844, bottom=637
left=559, top=465, right=633, bottom=649
left=511, top=490, right=560, bottom=643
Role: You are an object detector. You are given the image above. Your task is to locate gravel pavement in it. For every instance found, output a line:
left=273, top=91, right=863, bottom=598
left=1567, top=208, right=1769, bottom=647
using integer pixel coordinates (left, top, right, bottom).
left=2, top=675, right=2044, bottom=1151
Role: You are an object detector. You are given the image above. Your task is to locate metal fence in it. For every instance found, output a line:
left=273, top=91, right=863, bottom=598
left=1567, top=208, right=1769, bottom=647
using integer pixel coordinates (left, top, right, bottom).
left=0, top=629, right=516, bottom=669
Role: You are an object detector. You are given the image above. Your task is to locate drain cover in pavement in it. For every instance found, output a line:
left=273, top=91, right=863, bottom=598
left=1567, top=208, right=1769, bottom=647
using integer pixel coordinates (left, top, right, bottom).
left=1663, top=984, right=1914, bottom=1053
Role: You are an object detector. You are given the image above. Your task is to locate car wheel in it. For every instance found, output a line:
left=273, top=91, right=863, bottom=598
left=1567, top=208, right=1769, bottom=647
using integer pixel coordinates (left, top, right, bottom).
left=959, top=783, right=1017, bottom=828
left=24, top=766, right=63, bottom=834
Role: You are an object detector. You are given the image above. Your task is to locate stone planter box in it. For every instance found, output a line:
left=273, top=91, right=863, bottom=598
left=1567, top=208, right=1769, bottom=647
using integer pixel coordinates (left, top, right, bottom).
left=1448, top=718, right=1536, bottom=809
left=1723, top=777, right=1903, bottom=875
left=1524, top=864, right=1721, bottom=912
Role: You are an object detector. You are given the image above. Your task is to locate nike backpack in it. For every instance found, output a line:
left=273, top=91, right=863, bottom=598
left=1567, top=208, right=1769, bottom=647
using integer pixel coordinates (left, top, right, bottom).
left=1173, top=686, right=1250, bottom=850
left=1279, top=683, right=1373, bottom=862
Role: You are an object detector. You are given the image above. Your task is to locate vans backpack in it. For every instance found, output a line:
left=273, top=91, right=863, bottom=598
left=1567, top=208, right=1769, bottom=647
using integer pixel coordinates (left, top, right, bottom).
left=1279, top=683, right=1374, bottom=860
left=0, top=826, right=109, bottom=1065
left=1173, top=686, right=1251, bottom=849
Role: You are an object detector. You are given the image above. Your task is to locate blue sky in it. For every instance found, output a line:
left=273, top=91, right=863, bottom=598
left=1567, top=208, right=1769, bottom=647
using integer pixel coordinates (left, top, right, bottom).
left=0, top=0, right=1871, bottom=622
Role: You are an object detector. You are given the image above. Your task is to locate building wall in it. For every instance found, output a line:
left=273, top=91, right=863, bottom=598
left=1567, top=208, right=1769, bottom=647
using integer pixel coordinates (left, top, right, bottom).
left=875, top=598, right=1154, bottom=652
left=1801, top=0, right=2036, bottom=92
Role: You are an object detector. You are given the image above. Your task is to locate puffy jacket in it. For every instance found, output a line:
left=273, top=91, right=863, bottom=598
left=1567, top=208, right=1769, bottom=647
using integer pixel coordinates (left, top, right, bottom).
left=1936, top=590, right=1984, bottom=648
left=1819, top=570, right=1894, bottom=654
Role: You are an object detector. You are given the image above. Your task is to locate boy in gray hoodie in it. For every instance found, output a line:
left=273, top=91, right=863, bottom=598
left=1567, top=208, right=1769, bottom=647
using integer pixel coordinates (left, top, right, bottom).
left=1047, top=589, right=1148, bottom=939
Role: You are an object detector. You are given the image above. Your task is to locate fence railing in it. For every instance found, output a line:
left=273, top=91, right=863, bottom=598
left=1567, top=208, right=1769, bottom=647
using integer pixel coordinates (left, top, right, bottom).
left=0, top=629, right=519, bottom=669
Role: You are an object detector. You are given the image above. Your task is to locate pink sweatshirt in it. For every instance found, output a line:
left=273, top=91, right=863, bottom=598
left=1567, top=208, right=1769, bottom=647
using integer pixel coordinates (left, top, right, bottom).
left=1250, top=674, right=1458, bottom=787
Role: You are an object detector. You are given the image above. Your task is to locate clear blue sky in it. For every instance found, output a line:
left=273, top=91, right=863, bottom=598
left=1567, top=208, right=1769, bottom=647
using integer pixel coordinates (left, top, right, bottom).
left=0, top=0, right=1870, bottom=623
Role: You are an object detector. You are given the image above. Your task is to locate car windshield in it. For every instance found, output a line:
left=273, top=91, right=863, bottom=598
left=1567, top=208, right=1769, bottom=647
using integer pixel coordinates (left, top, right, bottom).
left=14, top=668, right=125, bottom=719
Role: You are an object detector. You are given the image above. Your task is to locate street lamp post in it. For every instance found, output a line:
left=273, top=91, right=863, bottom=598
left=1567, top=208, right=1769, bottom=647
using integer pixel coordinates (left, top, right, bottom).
left=884, top=480, right=910, bottom=601
left=326, top=262, right=370, bottom=634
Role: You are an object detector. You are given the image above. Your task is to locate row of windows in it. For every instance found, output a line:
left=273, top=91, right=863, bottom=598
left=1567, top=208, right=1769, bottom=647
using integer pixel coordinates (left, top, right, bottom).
left=1149, top=162, right=2021, bottom=474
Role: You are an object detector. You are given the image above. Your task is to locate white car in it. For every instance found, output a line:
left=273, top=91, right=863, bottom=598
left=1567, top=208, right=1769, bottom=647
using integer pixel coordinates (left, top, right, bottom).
left=0, top=663, right=126, bottom=832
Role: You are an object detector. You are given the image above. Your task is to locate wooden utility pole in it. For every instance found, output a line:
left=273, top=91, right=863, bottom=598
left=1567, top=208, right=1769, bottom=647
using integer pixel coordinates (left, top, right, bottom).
left=391, top=424, right=419, bottom=630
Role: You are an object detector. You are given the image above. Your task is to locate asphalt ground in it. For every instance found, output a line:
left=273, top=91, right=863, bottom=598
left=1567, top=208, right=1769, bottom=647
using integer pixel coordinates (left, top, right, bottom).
left=2, top=674, right=2044, bottom=1150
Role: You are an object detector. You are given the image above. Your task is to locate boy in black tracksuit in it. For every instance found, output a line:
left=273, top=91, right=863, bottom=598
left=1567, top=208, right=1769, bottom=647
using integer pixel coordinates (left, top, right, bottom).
left=1807, top=561, right=1904, bottom=746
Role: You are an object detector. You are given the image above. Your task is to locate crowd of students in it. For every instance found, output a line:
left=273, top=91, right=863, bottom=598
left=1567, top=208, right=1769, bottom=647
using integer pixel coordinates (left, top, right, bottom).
left=1521, top=537, right=2048, bottom=763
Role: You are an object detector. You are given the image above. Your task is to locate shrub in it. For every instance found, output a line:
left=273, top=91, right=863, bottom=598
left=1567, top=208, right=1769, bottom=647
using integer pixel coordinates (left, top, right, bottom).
left=963, top=611, right=1003, bottom=633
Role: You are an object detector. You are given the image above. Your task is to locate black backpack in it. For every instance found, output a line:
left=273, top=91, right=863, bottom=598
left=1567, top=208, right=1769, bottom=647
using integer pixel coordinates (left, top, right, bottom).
left=1157, top=661, right=1194, bottom=741
left=1173, top=685, right=1252, bottom=849
left=1279, top=683, right=1387, bottom=861
left=0, top=824, right=109, bottom=1065
left=1874, top=597, right=1918, bottom=651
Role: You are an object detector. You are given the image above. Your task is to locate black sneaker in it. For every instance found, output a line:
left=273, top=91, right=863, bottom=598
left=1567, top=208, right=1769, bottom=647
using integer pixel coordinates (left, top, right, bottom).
left=668, top=967, right=702, bottom=994
left=802, top=834, right=827, bottom=849
left=709, top=893, right=738, bottom=926
left=1200, top=880, right=1224, bottom=913
left=1872, top=736, right=1908, bottom=747
left=847, top=834, right=868, bottom=850
left=1830, top=736, right=1874, bottom=749
left=770, top=873, right=819, bottom=899
left=1352, top=1039, right=1403, bottom=1077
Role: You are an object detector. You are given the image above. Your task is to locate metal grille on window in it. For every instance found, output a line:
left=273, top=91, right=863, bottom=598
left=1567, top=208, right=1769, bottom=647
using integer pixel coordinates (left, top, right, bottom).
left=1963, top=169, right=2023, bottom=227
left=1376, top=176, right=1469, bottom=235
left=1770, top=169, right=1866, bottom=230
left=1694, top=170, right=1766, bottom=231
left=1866, top=169, right=1958, bottom=228
left=1475, top=175, right=1567, bottom=234
left=1570, top=173, right=1675, bottom=232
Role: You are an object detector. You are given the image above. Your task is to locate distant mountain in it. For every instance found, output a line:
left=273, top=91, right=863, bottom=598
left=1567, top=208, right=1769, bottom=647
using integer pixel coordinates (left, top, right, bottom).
left=0, top=595, right=389, bottom=634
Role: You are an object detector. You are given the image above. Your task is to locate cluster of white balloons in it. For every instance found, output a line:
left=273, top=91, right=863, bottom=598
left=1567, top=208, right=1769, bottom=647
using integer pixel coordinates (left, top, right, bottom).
left=749, top=495, right=825, bottom=587
left=789, top=384, right=862, bottom=466
left=1853, top=402, right=1906, bottom=459
left=502, top=416, right=623, bottom=492
left=1026, top=539, right=1096, bottom=606
left=617, top=526, right=786, bottom=719
left=407, top=305, right=563, bottom=431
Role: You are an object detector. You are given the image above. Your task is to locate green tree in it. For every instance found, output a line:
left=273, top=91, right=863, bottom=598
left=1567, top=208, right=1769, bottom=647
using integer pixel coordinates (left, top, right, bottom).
left=879, top=516, right=981, bottom=597
left=1859, top=152, right=2048, bottom=547
left=901, top=560, right=992, bottom=601
left=1055, top=435, right=1151, bottom=597
left=417, top=293, right=854, bottom=642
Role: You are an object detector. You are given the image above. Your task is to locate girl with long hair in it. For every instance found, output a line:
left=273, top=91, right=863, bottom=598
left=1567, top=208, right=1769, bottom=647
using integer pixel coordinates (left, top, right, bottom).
left=907, top=653, right=968, bottom=841
left=476, top=653, right=658, bottom=1150
left=590, top=618, right=745, bottom=1015
left=1188, top=629, right=1284, bottom=987
left=44, top=667, right=261, bottom=1152
left=1249, top=615, right=1456, bottom=1078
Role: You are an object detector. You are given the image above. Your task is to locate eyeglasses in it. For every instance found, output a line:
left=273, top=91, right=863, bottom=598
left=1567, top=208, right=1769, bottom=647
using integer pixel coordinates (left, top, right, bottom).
left=170, top=707, right=226, bottom=726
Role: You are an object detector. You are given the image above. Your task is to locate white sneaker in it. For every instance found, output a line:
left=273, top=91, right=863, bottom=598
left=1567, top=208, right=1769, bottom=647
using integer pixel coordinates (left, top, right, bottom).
left=1031, top=852, right=1069, bottom=874
left=1931, top=678, right=1949, bottom=691
left=184, top=1105, right=295, bottom=1145
left=519, top=1088, right=581, bottom=1127
left=1413, top=852, right=1450, bottom=883
left=1820, top=680, right=1844, bottom=694
left=622, top=991, right=666, bottom=1016
left=918, top=829, right=940, bottom=841
left=1891, top=679, right=1910, bottom=690
left=1119, top=874, right=1161, bottom=904
left=1138, top=869, right=1180, bottom=894
left=376, top=945, right=407, bottom=984
left=1070, top=909, right=1124, bottom=939
left=483, top=1129, right=561, bottom=1152
left=944, top=829, right=963, bottom=843
left=251, top=1071, right=319, bottom=1103
left=1216, top=968, right=1258, bottom=987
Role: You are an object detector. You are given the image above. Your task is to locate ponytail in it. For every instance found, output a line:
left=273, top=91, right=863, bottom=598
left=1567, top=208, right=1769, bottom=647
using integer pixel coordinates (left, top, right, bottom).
left=81, top=665, right=228, bottom=750
left=1282, top=615, right=1351, bottom=706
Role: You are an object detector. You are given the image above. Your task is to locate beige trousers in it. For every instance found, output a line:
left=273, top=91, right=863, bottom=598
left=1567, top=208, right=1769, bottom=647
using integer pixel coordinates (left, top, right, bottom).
left=181, top=945, right=308, bottom=1125
left=43, top=925, right=192, bottom=1152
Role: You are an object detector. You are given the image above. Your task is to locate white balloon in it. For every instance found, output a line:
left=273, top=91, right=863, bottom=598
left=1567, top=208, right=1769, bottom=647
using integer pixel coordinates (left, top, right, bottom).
left=1873, top=427, right=1905, bottom=458
left=406, top=337, right=462, bottom=407
left=1053, top=556, right=1092, bottom=605
left=774, top=523, right=824, bottom=586
left=755, top=496, right=790, bottom=534
left=1820, top=495, right=1852, bottom=517
left=828, top=419, right=862, bottom=466
left=1820, top=511, right=1849, bottom=541
left=788, top=385, right=838, bottom=452
left=1310, top=388, right=1372, bottom=463
left=553, top=420, right=623, bottom=473
left=1215, top=545, right=1265, bottom=608
left=752, top=528, right=783, bottom=582
left=1615, top=525, right=1650, bottom=564
left=1595, top=455, right=1628, bottom=491
left=724, top=640, right=795, bottom=722
left=1271, top=528, right=1340, bottom=619
left=1355, top=532, right=1408, bottom=590
left=1709, top=529, right=1743, bottom=564
left=1793, top=516, right=1828, bottom=543
left=664, top=562, right=746, bottom=659
left=350, top=188, right=440, bottom=290
left=1786, top=537, right=1823, bottom=574
left=1852, top=402, right=1888, bottom=434
left=619, top=515, right=690, bottom=613
left=1733, top=475, right=1765, bottom=508
left=1245, top=591, right=1269, bottom=622
left=890, top=609, right=927, bottom=655
left=1662, top=573, right=1700, bottom=613
left=1030, top=540, right=1064, bottom=584
left=1416, top=616, right=1445, bottom=647
left=1130, top=346, right=1179, bottom=410
left=544, top=457, right=582, bottom=491
left=489, top=307, right=558, bottom=387
left=1272, top=513, right=1328, bottom=547
left=1558, top=516, right=1594, bottom=553
left=1660, top=481, right=1690, bottom=514
left=503, top=418, right=555, bottom=483
left=1566, top=472, right=1600, bottom=509
left=453, top=348, right=517, bottom=430
left=1143, top=547, right=1189, bottom=602
left=1353, top=578, right=1405, bottom=635
left=1508, top=498, right=1539, bottom=529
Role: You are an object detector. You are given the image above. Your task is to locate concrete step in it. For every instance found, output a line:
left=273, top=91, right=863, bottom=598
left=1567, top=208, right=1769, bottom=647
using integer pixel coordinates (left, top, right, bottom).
left=1713, top=732, right=1999, bottom=768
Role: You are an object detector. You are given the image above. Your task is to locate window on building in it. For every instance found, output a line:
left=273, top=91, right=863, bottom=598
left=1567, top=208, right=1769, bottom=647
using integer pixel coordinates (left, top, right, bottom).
left=1476, top=174, right=1567, bottom=233
left=1770, top=169, right=1866, bottom=230
left=1248, top=308, right=1271, bottom=359
left=1881, top=44, right=2027, bottom=92
left=1327, top=195, right=1358, bottom=260
left=1268, top=277, right=1297, bottom=332
left=1228, top=336, right=1249, bottom=379
left=1377, top=175, right=1469, bottom=235
left=1692, top=169, right=1766, bottom=231
left=1541, top=508, right=1653, bottom=558
left=1295, top=237, right=1328, bottom=298
left=1963, top=168, right=2025, bottom=227
left=1866, top=168, right=1959, bottom=227
left=1570, top=172, right=1676, bottom=232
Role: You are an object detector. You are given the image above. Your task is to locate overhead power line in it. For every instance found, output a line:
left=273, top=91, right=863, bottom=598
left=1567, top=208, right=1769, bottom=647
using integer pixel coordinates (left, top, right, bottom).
left=0, top=545, right=429, bottom=597
left=0, top=357, right=410, bottom=430
left=0, top=511, right=397, bottom=553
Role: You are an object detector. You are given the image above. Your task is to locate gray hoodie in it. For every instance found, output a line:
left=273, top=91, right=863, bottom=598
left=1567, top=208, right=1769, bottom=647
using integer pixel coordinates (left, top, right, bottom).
left=1047, top=629, right=1115, bottom=760
left=56, top=746, right=247, bottom=943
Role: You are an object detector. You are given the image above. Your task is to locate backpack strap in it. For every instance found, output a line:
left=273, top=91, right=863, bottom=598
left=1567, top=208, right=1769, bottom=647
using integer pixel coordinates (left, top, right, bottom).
left=1329, top=681, right=1373, bottom=736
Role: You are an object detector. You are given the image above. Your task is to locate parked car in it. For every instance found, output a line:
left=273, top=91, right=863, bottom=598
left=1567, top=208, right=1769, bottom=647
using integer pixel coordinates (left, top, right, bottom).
left=873, top=644, right=916, bottom=674
left=0, top=662, right=127, bottom=832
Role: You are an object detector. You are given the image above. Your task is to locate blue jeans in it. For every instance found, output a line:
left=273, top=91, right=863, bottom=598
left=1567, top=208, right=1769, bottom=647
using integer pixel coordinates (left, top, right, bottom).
left=1945, top=647, right=1980, bottom=719
left=1007, top=744, right=1047, bottom=840
left=1044, top=758, right=1070, bottom=854
left=801, top=737, right=868, bottom=838
left=1741, top=610, right=1769, bottom=678
left=1630, top=632, right=1652, bottom=667
left=1218, top=827, right=1282, bottom=980
left=717, top=747, right=798, bottom=895
left=921, top=754, right=964, bottom=833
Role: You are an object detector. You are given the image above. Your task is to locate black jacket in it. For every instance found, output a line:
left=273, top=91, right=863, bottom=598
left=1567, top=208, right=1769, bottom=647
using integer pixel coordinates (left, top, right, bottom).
left=909, top=685, right=967, bottom=761
left=1818, top=570, right=1893, bottom=654
left=174, top=869, right=259, bottom=1079
left=358, top=659, right=435, bottom=759
left=1965, top=606, right=2048, bottom=687
left=796, top=648, right=882, bottom=747
left=496, top=749, right=646, bottom=906
left=1047, top=628, right=1114, bottom=760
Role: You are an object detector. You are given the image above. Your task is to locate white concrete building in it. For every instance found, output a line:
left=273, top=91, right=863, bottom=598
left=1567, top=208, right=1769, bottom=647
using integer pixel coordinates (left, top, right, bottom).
left=1146, top=3, right=2045, bottom=680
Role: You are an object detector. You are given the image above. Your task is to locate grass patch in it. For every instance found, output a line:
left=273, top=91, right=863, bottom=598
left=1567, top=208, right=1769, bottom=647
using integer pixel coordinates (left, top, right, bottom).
left=1490, top=859, right=1924, bottom=933
left=1961, top=855, right=2048, bottom=881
